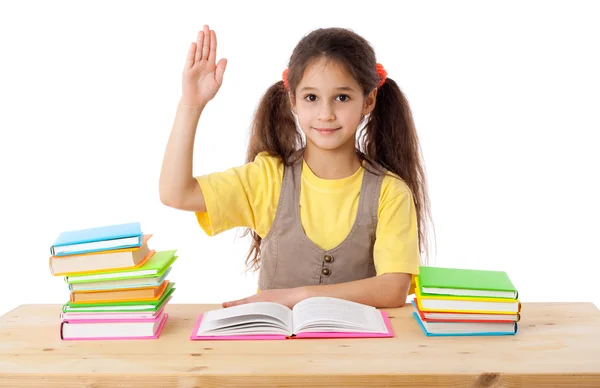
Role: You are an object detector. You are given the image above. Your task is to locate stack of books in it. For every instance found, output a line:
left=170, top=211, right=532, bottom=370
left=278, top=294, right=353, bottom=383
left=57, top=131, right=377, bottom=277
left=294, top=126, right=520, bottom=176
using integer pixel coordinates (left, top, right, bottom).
left=411, top=266, right=520, bottom=336
left=49, top=222, right=177, bottom=340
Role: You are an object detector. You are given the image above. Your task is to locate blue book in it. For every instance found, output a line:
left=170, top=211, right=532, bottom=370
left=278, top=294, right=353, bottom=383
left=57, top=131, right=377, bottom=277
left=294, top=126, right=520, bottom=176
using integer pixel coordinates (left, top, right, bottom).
left=51, top=222, right=143, bottom=256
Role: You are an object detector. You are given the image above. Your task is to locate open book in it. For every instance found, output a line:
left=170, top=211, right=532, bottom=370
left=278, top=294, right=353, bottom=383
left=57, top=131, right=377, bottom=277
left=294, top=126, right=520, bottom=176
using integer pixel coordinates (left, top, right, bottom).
left=190, top=296, right=393, bottom=340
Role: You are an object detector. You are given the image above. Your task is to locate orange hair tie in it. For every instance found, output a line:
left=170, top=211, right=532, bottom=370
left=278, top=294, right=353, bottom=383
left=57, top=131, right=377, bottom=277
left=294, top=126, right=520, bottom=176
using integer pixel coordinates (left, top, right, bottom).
left=282, top=68, right=290, bottom=91
left=376, top=63, right=387, bottom=88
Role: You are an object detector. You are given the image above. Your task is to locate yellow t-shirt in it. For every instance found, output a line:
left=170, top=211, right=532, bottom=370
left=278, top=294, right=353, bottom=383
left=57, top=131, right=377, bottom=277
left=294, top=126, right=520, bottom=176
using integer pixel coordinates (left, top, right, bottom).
left=195, top=152, right=420, bottom=294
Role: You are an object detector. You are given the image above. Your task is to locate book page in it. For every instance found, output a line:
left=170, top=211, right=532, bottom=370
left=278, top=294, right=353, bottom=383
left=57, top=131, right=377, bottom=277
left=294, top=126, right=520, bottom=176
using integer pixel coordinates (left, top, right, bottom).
left=292, top=297, right=387, bottom=334
left=197, top=302, right=293, bottom=335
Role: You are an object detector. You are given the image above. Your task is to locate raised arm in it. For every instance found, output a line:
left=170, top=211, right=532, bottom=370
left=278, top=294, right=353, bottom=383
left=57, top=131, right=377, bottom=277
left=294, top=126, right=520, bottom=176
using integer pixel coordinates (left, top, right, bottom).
left=159, top=24, right=227, bottom=211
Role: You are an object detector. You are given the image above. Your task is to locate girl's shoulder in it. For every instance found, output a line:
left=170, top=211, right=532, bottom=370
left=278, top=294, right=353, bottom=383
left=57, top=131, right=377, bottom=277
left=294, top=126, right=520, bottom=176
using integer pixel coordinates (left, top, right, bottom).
left=249, top=151, right=285, bottom=179
left=361, top=158, right=412, bottom=200
left=380, top=170, right=413, bottom=200
left=253, top=151, right=285, bottom=167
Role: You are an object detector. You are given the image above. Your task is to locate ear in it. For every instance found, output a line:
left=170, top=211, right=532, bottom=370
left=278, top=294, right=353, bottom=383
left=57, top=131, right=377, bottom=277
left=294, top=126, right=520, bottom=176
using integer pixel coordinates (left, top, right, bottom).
left=362, top=88, right=377, bottom=115
left=289, top=92, right=297, bottom=115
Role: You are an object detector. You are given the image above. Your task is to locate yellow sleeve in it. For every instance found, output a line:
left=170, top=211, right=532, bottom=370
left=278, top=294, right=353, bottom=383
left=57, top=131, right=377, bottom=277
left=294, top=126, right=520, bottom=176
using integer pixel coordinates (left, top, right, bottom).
left=194, top=152, right=283, bottom=237
left=374, top=174, right=421, bottom=278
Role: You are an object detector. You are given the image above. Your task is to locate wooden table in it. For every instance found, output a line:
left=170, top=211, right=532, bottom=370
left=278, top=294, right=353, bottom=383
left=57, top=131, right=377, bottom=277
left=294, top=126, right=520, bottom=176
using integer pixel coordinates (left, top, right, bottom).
left=1, top=303, right=599, bottom=387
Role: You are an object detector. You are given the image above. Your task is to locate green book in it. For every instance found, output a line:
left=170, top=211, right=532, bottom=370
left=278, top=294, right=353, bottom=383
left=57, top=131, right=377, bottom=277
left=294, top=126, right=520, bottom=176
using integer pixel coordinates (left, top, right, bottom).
left=418, top=266, right=518, bottom=299
left=61, top=282, right=175, bottom=313
left=65, top=250, right=177, bottom=284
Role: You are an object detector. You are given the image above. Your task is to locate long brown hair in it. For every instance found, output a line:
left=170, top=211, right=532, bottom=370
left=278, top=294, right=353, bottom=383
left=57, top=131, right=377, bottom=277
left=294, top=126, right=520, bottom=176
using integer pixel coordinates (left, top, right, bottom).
left=241, top=27, right=435, bottom=271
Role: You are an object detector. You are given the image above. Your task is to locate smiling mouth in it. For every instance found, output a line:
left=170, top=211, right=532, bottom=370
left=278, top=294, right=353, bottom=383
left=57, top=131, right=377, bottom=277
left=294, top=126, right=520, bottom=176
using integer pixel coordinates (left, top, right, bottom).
left=313, top=127, right=341, bottom=133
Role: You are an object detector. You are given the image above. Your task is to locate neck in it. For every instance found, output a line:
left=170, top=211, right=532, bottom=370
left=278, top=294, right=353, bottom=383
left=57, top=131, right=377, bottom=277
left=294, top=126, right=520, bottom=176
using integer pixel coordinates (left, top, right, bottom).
left=303, top=145, right=361, bottom=179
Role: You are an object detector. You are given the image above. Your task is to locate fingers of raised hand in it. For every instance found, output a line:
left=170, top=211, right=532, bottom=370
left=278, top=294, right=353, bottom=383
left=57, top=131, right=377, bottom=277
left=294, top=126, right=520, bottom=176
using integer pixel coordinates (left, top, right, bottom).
left=185, top=41, right=196, bottom=69
left=208, top=30, right=217, bottom=63
left=194, top=26, right=206, bottom=62
left=201, top=25, right=210, bottom=61
left=193, top=25, right=216, bottom=65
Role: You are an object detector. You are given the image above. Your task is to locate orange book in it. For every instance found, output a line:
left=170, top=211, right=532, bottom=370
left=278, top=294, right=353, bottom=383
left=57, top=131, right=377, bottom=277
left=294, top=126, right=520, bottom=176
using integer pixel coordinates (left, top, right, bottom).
left=411, top=300, right=520, bottom=323
left=70, top=280, right=170, bottom=304
left=49, top=235, right=153, bottom=276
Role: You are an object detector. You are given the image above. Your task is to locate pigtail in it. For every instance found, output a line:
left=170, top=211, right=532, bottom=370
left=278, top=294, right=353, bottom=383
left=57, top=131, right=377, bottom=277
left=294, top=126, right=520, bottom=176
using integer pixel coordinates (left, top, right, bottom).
left=241, top=80, right=304, bottom=271
left=358, top=77, right=435, bottom=264
left=245, top=81, right=302, bottom=164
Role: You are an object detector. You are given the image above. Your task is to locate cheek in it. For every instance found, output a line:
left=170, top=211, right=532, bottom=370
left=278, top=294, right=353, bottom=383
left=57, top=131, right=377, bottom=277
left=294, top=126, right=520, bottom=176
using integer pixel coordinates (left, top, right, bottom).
left=295, top=108, right=314, bottom=126
left=294, top=112, right=310, bottom=132
left=339, top=107, right=363, bottom=123
left=296, top=103, right=315, bottom=116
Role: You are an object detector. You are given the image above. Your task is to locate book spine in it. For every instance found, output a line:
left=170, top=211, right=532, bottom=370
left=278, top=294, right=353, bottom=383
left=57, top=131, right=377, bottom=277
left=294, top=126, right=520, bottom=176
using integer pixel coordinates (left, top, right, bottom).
left=48, top=256, right=55, bottom=276
left=59, top=320, right=65, bottom=340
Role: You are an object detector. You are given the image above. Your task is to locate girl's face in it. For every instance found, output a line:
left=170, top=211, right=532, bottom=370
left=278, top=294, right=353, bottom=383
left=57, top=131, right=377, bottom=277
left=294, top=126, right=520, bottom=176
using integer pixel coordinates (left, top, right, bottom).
left=290, top=57, right=376, bottom=154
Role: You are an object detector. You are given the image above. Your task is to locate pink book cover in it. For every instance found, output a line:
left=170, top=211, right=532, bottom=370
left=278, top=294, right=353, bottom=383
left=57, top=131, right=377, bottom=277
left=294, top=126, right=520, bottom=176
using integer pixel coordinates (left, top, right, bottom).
left=189, top=311, right=393, bottom=340
left=60, top=306, right=166, bottom=321
left=60, top=312, right=168, bottom=341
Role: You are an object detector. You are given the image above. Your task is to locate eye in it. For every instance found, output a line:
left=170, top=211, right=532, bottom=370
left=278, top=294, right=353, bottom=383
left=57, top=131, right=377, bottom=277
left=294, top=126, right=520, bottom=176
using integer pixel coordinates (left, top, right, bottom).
left=303, top=94, right=351, bottom=102
left=304, top=94, right=317, bottom=102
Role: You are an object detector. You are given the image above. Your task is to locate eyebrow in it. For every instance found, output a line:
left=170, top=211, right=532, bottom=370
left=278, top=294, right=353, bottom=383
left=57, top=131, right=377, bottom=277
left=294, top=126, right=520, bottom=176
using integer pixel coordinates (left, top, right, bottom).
left=299, top=86, right=356, bottom=93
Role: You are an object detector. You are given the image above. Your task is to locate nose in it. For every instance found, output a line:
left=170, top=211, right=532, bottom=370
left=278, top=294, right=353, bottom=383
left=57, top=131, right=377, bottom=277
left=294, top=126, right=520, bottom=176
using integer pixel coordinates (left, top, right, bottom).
left=317, top=101, right=335, bottom=121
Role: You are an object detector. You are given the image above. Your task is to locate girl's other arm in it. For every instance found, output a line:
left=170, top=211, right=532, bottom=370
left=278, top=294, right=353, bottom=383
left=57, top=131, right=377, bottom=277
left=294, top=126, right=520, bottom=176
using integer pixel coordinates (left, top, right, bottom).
left=223, top=273, right=411, bottom=309
left=300, top=273, right=411, bottom=308
left=159, top=24, right=227, bottom=211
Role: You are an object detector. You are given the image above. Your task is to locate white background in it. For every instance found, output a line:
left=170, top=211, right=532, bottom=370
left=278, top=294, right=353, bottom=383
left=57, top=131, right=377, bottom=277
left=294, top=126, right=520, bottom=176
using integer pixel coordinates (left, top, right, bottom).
left=1, top=0, right=598, bottom=316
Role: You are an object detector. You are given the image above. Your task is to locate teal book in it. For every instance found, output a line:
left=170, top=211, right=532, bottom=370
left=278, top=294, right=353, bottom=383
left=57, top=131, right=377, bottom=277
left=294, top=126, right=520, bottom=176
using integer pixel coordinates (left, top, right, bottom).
left=418, top=266, right=518, bottom=299
left=51, top=222, right=143, bottom=256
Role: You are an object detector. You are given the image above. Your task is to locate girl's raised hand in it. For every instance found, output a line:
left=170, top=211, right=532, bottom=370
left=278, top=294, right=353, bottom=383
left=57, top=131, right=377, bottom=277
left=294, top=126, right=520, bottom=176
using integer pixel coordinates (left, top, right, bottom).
left=181, top=25, right=227, bottom=107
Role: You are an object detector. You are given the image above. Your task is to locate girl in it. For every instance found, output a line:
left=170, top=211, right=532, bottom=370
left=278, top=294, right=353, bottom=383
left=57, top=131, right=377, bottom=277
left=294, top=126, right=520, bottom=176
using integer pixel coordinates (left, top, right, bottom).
left=160, top=25, right=433, bottom=309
